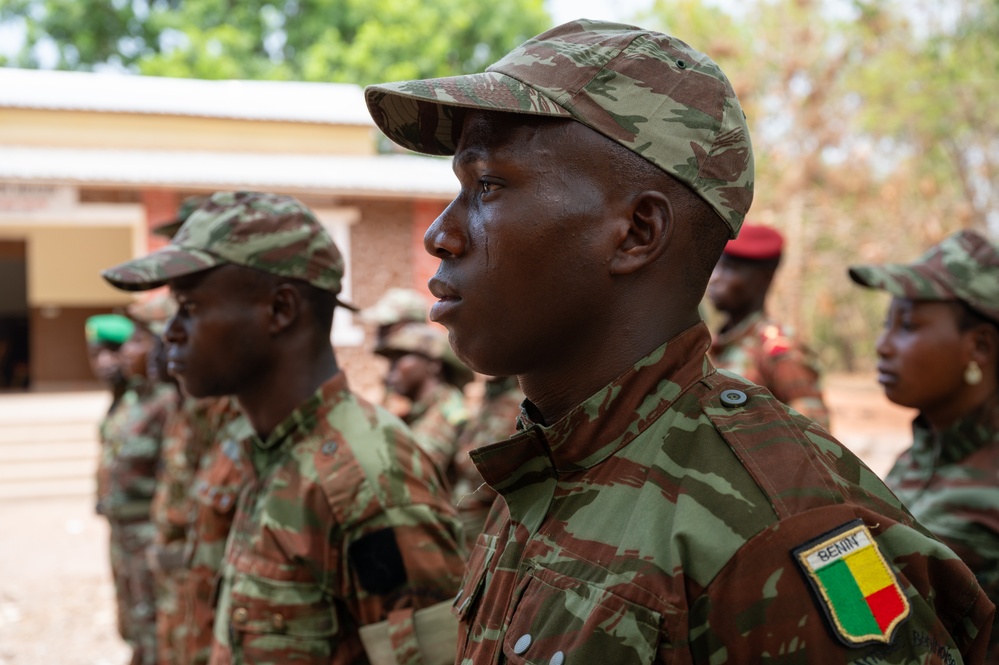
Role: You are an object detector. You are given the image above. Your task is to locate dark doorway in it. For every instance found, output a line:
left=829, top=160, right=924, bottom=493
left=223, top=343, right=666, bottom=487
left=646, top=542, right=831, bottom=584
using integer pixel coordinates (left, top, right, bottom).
left=0, top=240, right=29, bottom=390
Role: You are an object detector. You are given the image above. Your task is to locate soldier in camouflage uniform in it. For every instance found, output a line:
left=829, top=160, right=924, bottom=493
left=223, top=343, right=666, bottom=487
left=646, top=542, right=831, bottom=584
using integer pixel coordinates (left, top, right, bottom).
left=362, top=288, right=432, bottom=418
left=376, top=322, right=470, bottom=477
left=181, top=398, right=252, bottom=665
left=850, top=229, right=999, bottom=663
left=361, top=287, right=430, bottom=346
left=86, top=313, right=134, bottom=644
left=102, top=296, right=182, bottom=665
left=707, top=223, right=831, bottom=428
left=88, top=314, right=135, bottom=514
left=365, top=19, right=994, bottom=663
left=448, top=375, right=523, bottom=549
left=102, top=191, right=466, bottom=665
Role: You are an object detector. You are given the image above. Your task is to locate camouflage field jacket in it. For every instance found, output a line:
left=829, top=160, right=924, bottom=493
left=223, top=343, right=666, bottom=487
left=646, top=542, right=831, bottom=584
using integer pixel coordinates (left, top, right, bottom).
left=454, top=323, right=994, bottom=664
left=887, top=394, right=999, bottom=663
left=710, top=310, right=830, bottom=429
left=182, top=397, right=250, bottom=665
left=209, top=372, right=466, bottom=665
left=100, top=380, right=179, bottom=522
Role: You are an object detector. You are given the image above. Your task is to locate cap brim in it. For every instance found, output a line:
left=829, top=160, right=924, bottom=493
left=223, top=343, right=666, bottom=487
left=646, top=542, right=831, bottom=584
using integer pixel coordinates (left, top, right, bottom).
left=151, top=220, right=183, bottom=239
left=337, top=298, right=360, bottom=313
left=365, top=71, right=572, bottom=156
left=102, top=245, right=221, bottom=292
left=848, top=264, right=957, bottom=301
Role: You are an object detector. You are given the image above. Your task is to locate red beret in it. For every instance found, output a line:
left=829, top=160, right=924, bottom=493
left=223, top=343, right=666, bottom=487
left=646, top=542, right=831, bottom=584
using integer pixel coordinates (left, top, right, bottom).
left=723, top=224, right=784, bottom=260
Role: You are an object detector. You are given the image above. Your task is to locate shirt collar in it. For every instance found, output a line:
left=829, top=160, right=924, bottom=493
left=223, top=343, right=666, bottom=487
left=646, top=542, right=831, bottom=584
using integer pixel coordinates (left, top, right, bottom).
left=251, top=372, right=348, bottom=452
left=911, top=393, right=999, bottom=466
left=481, top=322, right=714, bottom=480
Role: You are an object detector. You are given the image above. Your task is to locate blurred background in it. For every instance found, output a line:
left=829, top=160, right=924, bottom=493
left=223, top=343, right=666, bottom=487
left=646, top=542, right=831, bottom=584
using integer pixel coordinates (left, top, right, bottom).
left=0, top=0, right=994, bottom=662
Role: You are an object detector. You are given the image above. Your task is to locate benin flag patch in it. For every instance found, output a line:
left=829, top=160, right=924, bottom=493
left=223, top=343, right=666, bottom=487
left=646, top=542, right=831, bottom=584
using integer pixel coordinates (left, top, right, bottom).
left=793, top=520, right=910, bottom=646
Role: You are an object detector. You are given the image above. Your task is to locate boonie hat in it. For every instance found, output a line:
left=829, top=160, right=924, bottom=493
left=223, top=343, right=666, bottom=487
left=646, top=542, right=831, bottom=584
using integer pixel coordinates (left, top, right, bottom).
left=85, top=314, right=135, bottom=346
left=723, top=224, right=783, bottom=261
left=361, top=288, right=429, bottom=326
left=365, top=19, right=754, bottom=236
left=102, top=191, right=358, bottom=310
left=153, top=195, right=208, bottom=239
left=848, top=229, right=999, bottom=324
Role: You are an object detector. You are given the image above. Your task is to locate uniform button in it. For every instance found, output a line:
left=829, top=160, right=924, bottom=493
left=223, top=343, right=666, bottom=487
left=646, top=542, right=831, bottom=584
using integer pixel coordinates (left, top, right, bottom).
left=513, top=634, right=532, bottom=654
left=231, top=607, right=249, bottom=625
left=549, top=651, right=565, bottom=665
left=720, top=389, right=748, bottom=407
left=271, top=613, right=286, bottom=631
left=322, top=441, right=338, bottom=455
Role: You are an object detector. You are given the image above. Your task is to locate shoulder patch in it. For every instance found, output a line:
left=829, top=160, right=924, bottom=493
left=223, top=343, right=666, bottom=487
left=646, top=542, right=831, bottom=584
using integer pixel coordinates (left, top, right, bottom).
left=793, top=520, right=910, bottom=647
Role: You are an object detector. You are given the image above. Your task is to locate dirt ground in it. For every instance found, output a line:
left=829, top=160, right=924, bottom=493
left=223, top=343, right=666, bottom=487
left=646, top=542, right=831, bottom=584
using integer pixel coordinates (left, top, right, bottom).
left=0, top=373, right=915, bottom=665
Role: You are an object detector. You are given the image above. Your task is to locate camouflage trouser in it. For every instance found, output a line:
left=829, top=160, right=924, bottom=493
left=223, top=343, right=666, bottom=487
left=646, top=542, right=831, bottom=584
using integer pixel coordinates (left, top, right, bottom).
left=109, top=520, right=158, bottom=665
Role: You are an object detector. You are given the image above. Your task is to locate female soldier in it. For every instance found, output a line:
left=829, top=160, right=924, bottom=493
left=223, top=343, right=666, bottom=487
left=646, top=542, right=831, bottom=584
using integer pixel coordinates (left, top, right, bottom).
left=849, top=229, right=999, bottom=663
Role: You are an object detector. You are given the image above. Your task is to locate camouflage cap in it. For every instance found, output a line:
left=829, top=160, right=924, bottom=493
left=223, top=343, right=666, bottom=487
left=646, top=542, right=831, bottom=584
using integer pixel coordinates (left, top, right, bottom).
left=376, top=322, right=474, bottom=387
left=361, top=288, right=429, bottom=326
left=849, top=230, right=999, bottom=324
left=376, top=322, right=450, bottom=361
left=365, top=19, right=754, bottom=236
left=126, top=290, right=178, bottom=336
left=152, top=195, right=208, bottom=239
left=102, top=191, right=358, bottom=309
left=85, top=314, right=134, bottom=346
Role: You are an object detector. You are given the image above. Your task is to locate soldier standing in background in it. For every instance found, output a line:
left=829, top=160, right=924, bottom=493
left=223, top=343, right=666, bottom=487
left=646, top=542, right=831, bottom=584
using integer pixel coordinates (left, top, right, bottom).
left=448, top=375, right=523, bottom=549
left=180, top=397, right=251, bottom=665
left=102, top=191, right=466, bottom=664
left=707, top=223, right=831, bottom=428
left=366, top=18, right=993, bottom=662
left=101, top=296, right=180, bottom=665
left=850, top=229, right=999, bottom=663
left=361, top=287, right=433, bottom=418
left=86, top=313, right=134, bottom=646
left=375, top=322, right=470, bottom=479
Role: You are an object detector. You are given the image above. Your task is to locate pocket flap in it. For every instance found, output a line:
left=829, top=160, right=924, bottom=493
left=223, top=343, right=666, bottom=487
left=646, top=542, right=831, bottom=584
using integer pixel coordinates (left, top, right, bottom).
left=501, top=572, right=662, bottom=665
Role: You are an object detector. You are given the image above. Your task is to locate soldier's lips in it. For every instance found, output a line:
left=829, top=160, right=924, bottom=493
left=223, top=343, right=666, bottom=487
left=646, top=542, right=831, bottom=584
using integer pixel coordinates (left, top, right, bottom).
left=876, top=368, right=896, bottom=386
left=428, top=278, right=460, bottom=323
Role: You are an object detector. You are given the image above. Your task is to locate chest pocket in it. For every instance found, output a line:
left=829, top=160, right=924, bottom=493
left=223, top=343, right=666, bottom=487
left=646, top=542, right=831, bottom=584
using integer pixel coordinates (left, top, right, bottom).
left=227, top=564, right=339, bottom=665
left=501, top=568, right=662, bottom=665
left=194, top=450, right=242, bottom=515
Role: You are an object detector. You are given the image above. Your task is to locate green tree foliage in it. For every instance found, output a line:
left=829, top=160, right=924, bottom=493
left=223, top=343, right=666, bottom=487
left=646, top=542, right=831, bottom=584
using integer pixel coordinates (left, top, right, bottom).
left=647, top=0, right=999, bottom=373
left=0, top=0, right=550, bottom=84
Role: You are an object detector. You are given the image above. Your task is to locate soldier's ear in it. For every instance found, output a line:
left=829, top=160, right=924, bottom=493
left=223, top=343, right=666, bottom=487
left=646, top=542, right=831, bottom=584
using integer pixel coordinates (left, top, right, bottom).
left=969, top=321, right=999, bottom=365
left=608, top=190, right=674, bottom=276
left=269, top=282, right=302, bottom=335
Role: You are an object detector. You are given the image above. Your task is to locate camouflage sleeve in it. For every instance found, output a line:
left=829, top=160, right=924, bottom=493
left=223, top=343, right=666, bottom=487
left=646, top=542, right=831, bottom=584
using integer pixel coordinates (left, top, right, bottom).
left=688, top=506, right=995, bottom=664
left=341, top=503, right=468, bottom=626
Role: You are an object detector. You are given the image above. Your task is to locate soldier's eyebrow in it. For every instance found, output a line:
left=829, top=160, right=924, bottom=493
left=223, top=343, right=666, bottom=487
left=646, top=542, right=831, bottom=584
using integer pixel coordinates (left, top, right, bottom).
left=453, top=148, right=488, bottom=175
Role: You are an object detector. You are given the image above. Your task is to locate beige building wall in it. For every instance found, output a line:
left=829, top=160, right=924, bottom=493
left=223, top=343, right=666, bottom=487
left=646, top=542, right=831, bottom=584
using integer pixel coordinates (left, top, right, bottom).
left=0, top=109, right=374, bottom=155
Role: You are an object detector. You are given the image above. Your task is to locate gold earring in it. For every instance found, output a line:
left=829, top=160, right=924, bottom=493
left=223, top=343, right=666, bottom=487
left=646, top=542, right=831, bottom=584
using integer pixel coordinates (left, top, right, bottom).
left=965, top=360, right=983, bottom=386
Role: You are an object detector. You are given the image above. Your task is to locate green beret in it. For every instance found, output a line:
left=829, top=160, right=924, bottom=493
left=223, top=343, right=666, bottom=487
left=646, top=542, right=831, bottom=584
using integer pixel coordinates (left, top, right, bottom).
left=85, top=314, right=135, bottom=345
